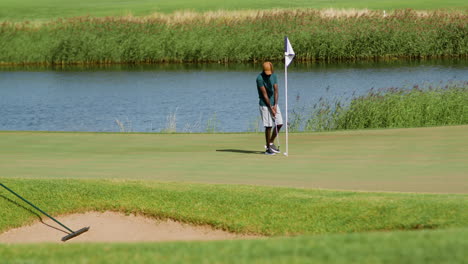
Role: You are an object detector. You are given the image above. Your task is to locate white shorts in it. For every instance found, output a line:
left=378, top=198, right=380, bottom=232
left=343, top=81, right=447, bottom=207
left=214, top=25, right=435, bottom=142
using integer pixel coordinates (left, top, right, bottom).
left=259, top=105, right=283, bottom=127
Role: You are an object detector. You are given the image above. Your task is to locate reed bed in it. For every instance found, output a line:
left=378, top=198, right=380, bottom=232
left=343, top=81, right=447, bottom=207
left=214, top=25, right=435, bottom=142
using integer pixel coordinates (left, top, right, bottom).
left=293, top=82, right=468, bottom=132
left=0, top=9, right=466, bottom=65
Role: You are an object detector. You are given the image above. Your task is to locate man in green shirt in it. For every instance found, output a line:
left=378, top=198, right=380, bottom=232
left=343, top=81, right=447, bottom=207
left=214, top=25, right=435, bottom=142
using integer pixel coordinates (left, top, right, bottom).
left=256, top=62, right=283, bottom=155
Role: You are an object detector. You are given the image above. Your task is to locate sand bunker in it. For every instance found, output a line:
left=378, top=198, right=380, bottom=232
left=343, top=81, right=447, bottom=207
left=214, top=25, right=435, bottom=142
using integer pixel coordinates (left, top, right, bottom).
left=0, top=211, right=258, bottom=243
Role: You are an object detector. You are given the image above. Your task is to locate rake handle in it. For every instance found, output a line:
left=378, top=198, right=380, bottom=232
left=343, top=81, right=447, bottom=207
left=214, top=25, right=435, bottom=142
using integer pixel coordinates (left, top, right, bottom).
left=0, top=183, right=74, bottom=234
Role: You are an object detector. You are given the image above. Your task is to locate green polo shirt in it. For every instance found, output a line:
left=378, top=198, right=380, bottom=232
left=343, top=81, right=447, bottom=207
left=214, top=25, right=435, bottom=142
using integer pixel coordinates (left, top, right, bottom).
left=256, top=72, right=278, bottom=106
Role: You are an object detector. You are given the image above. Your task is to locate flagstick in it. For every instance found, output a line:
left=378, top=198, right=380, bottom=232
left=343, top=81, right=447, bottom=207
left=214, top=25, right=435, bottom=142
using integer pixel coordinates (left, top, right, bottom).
left=284, top=55, right=289, bottom=156
left=284, top=36, right=294, bottom=156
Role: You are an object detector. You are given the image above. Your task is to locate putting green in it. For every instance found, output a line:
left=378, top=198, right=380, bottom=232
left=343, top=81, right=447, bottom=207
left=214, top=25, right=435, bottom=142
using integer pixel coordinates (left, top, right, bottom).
left=1, top=126, right=466, bottom=193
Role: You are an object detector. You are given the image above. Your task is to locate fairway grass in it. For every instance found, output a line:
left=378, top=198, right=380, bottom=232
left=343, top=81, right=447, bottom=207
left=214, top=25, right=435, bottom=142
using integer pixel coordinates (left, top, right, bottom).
left=1, top=126, right=467, bottom=193
left=1, top=0, right=467, bottom=20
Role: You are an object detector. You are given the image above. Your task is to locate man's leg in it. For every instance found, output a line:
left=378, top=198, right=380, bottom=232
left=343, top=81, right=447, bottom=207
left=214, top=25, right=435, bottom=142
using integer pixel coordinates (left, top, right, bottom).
left=260, top=105, right=276, bottom=155
left=269, top=106, right=284, bottom=149
left=264, top=127, right=276, bottom=155
left=265, top=127, right=272, bottom=147
left=270, top=124, right=283, bottom=144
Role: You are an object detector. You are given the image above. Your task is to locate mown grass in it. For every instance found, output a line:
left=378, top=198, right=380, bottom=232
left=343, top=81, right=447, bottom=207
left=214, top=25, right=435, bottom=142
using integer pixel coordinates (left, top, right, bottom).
left=1, top=0, right=467, bottom=21
left=291, top=83, right=468, bottom=131
left=1, top=127, right=467, bottom=263
left=0, top=9, right=466, bottom=64
left=1, top=179, right=467, bottom=235
left=1, top=228, right=468, bottom=263
left=1, top=126, right=467, bottom=193
left=1, top=179, right=467, bottom=263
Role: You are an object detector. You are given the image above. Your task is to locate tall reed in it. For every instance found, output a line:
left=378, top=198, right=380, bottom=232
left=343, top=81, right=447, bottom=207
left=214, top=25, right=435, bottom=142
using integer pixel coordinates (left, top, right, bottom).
left=0, top=9, right=466, bottom=65
left=161, top=108, right=178, bottom=133
left=298, top=82, right=467, bottom=131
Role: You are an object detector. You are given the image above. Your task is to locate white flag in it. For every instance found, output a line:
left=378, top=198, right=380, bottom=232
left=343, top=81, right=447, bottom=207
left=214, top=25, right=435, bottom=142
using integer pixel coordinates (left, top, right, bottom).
left=284, top=36, right=295, bottom=67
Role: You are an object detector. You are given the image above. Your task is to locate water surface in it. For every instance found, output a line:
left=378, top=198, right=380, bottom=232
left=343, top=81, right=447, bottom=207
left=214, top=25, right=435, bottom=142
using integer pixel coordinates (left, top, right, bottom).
left=0, top=60, right=466, bottom=132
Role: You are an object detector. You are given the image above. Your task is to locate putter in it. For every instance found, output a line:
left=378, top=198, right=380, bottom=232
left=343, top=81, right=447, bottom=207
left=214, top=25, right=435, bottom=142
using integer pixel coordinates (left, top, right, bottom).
left=273, top=111, right=288, bottom=156
left=273, top=117, right=281, bottom=152
left=1, top=183, right=90, bottom=242
left=270, top=107, right=282, bottom=154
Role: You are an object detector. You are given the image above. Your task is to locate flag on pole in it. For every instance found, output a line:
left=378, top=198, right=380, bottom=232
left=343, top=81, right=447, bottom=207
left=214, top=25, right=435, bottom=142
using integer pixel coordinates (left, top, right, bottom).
left=283, top=36, right=294, bottom=156
left=284, top=36, right=295, bottom=67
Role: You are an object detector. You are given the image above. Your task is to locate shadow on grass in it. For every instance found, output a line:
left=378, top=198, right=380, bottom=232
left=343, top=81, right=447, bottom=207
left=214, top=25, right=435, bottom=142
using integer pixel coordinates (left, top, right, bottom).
left=0, top=194, right=68, bottom=234
left=216, top=149, right=264, bottom=155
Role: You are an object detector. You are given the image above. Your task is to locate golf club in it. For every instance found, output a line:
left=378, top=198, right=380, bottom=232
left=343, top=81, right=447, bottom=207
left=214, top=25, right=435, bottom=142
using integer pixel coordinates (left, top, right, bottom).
left=1, top=183, right=90, bottom=242
left=273, top=116, right=281, bottom=151
left=275, top=115, right=288, bottom=156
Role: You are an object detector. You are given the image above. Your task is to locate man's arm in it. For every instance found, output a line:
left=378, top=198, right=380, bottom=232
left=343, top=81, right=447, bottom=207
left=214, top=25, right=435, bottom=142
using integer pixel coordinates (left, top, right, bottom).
left=258, top=86, right=276, bottom=116
left=273, top=83, right=279, bottom=112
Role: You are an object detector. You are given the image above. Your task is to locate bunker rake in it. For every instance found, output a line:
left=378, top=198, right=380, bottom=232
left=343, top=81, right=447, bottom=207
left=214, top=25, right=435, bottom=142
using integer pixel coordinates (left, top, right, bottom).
left=1, top=183, right=89, bottom=242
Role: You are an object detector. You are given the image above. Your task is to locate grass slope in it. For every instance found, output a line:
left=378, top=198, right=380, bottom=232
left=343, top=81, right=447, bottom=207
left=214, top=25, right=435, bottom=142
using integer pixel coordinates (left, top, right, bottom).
left=1, top=179, right=467, bottom=235
left=1, top=126, right=467, bottom=193
left=1, top=0, right=467, bottom=20
left=1, top=228, right=468, bottom=263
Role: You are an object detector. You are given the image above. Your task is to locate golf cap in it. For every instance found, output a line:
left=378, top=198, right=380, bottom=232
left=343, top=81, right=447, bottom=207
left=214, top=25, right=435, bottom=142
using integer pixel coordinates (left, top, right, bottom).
left=263, top=62, right=273, bottom=75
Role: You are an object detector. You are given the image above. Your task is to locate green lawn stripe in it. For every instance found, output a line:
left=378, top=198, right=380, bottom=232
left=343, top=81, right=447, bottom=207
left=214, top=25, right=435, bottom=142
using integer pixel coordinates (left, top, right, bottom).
left=1, top=126, right=467, bottom=194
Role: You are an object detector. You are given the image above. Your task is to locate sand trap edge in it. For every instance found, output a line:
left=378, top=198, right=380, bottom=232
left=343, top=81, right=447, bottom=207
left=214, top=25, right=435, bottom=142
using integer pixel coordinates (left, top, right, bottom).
left=0, top=211, right=262, bottom=244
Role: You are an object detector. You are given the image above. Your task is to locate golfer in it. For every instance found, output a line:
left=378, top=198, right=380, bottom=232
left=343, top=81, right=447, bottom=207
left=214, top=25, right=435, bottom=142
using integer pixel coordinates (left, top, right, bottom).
left=256, top=61, right=283, bottom=155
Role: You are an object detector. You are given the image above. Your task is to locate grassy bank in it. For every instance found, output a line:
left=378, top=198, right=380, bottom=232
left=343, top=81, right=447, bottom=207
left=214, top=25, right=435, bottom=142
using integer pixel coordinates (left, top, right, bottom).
left=292, top=83, right=468, bottom=131
left=0, top=228, right=468, bottom=264
left=0, top=9, right=466, bottom=64
left=1, top=0, right=467, bottom=21
left=1, top=179, right=467, bottom=235
left=1, top=228, right=467, bottom=263
left=1, top=126, right=467, bottom=193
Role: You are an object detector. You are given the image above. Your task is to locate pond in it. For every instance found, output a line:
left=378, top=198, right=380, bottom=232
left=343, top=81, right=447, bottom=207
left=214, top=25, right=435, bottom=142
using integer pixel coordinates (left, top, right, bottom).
left=0, top=60, right=466, bottom=132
